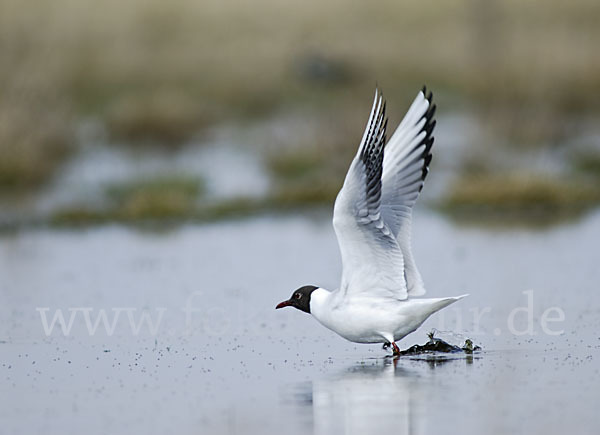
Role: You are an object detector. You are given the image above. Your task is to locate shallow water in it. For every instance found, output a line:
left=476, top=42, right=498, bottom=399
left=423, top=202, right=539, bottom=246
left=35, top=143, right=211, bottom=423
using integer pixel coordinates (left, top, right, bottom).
left=1, top=210, right=600, bottom=434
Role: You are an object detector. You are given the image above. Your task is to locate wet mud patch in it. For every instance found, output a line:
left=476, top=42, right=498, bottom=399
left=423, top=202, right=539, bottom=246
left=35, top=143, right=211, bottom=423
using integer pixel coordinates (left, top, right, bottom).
left=396, top=332, right=481, bottom=357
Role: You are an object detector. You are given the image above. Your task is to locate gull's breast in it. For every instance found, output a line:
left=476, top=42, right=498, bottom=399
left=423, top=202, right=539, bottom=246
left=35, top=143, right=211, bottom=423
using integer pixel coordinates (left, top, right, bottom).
left=312, top=297, right=405, bottom=343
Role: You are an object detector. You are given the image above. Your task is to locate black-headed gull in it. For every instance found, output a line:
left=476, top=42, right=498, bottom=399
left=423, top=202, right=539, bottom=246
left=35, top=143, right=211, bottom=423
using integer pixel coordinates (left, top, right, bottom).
left=276, top=87, right=467, bottom=355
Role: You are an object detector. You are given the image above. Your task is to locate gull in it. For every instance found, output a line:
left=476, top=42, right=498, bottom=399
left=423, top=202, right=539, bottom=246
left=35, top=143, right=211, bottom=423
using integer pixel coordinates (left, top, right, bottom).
left=276, top=87, right=467, bottom=355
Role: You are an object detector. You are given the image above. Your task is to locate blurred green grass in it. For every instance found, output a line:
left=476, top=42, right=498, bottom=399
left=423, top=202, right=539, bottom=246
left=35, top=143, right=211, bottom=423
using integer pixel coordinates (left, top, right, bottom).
left=441, top=173, right=600, bottom=217
left=1, top=0, right=599, bottom=222
left=105, top=175, right=202, bottom=219
left=52, top=175, right=203, bottom=224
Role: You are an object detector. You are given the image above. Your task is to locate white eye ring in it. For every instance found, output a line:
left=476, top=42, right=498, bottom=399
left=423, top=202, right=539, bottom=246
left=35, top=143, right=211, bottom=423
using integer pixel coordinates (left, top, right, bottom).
left=294, top=293, right=302, bottom=299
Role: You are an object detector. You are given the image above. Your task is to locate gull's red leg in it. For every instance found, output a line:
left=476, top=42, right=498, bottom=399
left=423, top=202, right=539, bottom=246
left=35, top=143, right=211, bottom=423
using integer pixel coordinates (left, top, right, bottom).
left=392, top=342, right=400, bottom=355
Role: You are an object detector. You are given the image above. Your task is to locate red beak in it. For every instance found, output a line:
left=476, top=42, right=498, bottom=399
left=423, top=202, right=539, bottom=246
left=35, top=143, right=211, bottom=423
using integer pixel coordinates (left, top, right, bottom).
left=276, top=300, right=292, bottom=309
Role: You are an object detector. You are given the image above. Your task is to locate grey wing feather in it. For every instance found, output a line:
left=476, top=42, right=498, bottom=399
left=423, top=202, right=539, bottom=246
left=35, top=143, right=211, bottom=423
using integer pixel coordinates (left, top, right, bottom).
left=381, top=87, right=436, bottom=297
left=333, top=90, right=408, bottom=301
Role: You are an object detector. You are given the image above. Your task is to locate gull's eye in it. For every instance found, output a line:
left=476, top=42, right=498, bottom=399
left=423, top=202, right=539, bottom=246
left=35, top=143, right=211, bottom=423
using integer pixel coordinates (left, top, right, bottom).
left=294, top=293, right=302, bottom=299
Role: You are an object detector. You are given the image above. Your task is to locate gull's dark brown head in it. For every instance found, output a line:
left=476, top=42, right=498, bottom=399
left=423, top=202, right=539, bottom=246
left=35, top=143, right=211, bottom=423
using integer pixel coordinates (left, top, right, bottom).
left=275, top=285, right=318, bottom=314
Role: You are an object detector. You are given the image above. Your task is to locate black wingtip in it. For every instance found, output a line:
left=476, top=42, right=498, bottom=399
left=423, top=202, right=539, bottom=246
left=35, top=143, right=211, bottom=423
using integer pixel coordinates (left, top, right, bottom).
left=418, top=88, right=435, bottom=183
left=421, top=86, right=434, bottom=104
left=427, top=103, right=437, bottom=120
left=425, top=119, right=436, bottom=137
left=424, top=153, right=433, bottom=168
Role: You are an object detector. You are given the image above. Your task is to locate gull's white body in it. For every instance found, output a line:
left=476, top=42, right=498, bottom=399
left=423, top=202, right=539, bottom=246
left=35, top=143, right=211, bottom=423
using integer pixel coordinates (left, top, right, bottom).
left=302, top=88, right=466, bottom=346
left=310, top=288, right=464, bottom=344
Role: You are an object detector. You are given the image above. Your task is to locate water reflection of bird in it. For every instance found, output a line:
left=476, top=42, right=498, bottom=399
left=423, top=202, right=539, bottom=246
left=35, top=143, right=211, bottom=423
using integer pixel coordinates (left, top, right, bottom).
left=277, top=88, right=467, bottom=354
left=309, top=359, right=420, bottom=434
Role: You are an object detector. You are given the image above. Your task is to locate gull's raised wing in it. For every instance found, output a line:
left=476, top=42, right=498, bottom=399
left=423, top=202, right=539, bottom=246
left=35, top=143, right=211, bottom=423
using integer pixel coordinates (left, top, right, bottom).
left=332, top=90, right=408, bottom=301
left=380, top=87, right=435, bottom=297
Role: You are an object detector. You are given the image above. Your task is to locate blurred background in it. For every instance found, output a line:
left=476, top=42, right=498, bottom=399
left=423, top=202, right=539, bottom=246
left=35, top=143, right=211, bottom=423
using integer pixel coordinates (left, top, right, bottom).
left=3, top=2, right=600, bottom=434
left=1, top=0, right=599, bottom=227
